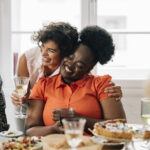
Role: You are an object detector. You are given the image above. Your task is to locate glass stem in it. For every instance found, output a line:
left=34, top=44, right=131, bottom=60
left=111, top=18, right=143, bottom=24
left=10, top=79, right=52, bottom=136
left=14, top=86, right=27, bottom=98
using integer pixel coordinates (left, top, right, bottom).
left=19, top=105, right=23, bottom=115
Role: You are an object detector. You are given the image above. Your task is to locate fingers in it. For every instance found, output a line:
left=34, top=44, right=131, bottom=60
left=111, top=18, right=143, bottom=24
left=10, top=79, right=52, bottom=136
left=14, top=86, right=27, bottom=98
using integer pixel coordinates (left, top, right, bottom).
left=53, top=113, right=61, bottom=122
left=105, top=85, right=121, bottom=91
left=56, top=121, right=64, bottom=133
left=52, top=108, right=75, bottom=122
left=22, top=94, right=29, bottom=104
left=52, top=121, right=64, bottom=134
left=11, top=92, right=22, bottom=106
left=104, top=86, right=122, bottom=101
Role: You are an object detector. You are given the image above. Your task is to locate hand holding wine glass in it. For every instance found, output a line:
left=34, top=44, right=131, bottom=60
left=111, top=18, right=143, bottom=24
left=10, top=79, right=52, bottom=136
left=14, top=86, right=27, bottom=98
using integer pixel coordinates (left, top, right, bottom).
left=14, top=76, right=29, bottom=119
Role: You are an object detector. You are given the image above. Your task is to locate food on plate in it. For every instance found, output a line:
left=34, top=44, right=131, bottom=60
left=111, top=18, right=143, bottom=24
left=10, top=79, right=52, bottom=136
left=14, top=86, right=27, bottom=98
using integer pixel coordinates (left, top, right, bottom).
left=133, top=128, right=150, bottom=139
left=93, top=119, right=150, bottom=140
left=0, top=131, right=23, bottom=137
left=93, top=119, right=132, bottom=140
left=2, top=136, right=42, bottom=150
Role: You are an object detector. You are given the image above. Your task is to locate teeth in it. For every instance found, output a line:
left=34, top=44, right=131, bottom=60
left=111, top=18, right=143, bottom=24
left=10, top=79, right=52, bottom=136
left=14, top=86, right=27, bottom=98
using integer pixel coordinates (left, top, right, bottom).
left=65, top=66, right=72, bottom=73
left=42, top=58, right=50, bottom=62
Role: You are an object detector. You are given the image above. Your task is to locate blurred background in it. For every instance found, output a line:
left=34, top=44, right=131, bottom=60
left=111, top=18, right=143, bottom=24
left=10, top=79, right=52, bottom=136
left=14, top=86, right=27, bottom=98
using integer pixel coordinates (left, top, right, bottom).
left=0, top=0, right=150, bottom=130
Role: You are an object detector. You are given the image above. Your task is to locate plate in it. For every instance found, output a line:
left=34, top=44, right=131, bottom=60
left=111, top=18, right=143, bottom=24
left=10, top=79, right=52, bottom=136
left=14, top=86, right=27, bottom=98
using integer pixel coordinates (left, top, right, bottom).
left=2, top=136, right=43, bottom=150
left=92, top=131, right=130, bottom=142
left=88, top=128, right=131, bottom=142
left=91, top=136, right=125, bottom=149
left=2, top=141, right=42, bottom=150
left=0, top=131, right=24, bottom=138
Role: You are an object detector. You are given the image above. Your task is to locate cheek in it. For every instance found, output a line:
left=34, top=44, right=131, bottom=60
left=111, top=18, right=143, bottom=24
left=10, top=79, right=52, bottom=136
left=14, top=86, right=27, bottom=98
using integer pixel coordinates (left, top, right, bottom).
left=74, top=70, right=85, bottom=78
left=48, top=53, right=62, bottom=64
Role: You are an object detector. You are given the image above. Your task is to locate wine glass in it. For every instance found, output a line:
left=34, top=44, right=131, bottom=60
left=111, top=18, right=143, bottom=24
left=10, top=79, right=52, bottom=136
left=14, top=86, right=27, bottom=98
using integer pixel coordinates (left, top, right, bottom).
left=141, top=97, right=150, bottom=149
left=62, top=118, right=86, bottom=150
left=14, top=76, right=29, bottom=119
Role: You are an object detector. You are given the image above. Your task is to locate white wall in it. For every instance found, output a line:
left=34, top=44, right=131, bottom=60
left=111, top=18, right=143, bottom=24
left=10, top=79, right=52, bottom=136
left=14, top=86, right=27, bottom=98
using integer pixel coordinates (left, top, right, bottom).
left=115, top=79, right=145, bottom=124
left=0, top=0, right=15, bottom=130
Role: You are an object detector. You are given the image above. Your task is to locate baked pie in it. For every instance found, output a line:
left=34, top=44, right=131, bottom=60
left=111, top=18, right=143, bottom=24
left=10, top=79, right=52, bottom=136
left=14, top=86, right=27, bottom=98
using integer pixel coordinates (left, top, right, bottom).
left=93, top=119, right=150, bottom=140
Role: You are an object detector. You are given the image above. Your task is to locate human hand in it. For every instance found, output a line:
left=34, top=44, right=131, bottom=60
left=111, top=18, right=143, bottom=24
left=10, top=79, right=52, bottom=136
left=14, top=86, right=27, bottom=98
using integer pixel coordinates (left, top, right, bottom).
left=51, top=121, right=64, bottom=134
left=11, top=82, right=30, bottom=106
left=104, top=82, right=122, bottom=101
left=52, top=108, right=75, bottom=122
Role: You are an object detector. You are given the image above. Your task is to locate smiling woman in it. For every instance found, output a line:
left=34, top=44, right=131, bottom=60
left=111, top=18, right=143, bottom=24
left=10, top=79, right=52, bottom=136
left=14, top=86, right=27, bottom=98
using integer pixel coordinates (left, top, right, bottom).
left=11, top=22, right=78, bottom=104
left=11, top=22, right=78, bottom=131
left=25, top=25, right=125, bottom=136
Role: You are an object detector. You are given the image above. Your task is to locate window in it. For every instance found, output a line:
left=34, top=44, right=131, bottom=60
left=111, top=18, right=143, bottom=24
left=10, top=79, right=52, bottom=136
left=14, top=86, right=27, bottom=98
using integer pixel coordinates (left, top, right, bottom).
left=96, top=0, right=150, bottom=79
left=1, top=0, right=150, bottom=80
left=11, top=0, right=81, bottom=54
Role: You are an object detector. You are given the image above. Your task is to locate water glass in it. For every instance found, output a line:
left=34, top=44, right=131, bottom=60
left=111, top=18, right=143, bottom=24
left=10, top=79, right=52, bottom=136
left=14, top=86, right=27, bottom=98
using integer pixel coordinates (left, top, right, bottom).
left=62, top=118, right=86, bottom=150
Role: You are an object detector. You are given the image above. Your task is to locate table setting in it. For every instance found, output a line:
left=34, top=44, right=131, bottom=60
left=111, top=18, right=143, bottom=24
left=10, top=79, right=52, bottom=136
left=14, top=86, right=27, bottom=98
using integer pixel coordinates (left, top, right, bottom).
left=1, top=97, right=150, bottom=150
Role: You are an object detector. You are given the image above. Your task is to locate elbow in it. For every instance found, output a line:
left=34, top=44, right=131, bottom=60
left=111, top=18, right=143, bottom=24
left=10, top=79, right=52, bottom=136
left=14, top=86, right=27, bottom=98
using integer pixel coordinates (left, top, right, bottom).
left=25, top=125, right=32, bottom=136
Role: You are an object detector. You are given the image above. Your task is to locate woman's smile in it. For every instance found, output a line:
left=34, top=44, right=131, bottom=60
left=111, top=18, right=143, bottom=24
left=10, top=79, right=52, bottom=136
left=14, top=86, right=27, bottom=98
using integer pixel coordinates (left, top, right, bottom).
left=64, top=65, right=72, bottom=73
left=42, top=57, right=51, bottom=64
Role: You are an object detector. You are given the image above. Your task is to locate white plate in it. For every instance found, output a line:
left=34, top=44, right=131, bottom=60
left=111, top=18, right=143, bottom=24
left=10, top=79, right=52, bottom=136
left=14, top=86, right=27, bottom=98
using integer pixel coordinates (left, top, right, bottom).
left=91, top=136, right=125, bottom=145
left=91, top=136, right=125, bottom=148
left=0, top=131, right=24, bottom=138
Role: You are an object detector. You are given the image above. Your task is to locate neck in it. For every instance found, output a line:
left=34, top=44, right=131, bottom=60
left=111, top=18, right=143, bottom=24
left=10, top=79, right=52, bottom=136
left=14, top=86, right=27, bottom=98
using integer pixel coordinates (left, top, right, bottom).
left=42, top=65, right=58, bottom=77
left=62, top=77, right=72, bottom=85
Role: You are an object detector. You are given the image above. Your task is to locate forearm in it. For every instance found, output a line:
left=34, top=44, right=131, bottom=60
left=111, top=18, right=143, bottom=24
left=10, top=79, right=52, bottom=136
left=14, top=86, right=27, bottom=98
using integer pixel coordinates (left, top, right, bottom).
left=25, top=125, right=56, bottom=136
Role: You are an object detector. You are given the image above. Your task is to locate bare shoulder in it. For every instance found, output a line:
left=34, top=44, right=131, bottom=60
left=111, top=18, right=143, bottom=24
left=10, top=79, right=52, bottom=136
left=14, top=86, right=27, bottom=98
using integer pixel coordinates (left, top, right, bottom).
left=17, top=53, right=29, bottom=77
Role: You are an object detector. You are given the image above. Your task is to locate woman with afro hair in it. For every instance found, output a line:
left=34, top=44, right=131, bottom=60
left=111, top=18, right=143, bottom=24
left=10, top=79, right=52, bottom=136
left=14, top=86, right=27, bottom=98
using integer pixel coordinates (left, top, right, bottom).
left=25, top=25, right=125, bottom=136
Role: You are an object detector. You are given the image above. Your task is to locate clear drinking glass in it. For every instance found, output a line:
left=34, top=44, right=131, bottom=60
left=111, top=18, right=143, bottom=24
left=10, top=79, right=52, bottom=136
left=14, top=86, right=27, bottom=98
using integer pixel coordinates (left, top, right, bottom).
left=62, top=118, right=86, bottom=150
left=59, top=108, right=75, bottom=125
left=14, top=77, right=29, bottom=119
left=141, top=97, right=150, bottom=149
left=141, top=97, right=150, bottom=125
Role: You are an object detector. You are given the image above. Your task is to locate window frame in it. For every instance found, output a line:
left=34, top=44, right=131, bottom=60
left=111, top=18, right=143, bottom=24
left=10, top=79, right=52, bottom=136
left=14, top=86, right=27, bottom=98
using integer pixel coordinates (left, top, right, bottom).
left=1, top=0, right=150, bottom=81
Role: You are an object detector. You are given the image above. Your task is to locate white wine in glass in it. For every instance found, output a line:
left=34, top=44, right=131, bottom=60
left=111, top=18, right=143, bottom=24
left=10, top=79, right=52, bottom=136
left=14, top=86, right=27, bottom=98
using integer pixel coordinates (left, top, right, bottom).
left=141, top=97, right=150, bottom=125
left=14, top=77, right=29, bottom=119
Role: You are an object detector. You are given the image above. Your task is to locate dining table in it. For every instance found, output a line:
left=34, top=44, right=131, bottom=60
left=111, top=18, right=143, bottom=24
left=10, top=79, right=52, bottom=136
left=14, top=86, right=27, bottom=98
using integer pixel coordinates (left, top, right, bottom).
left=0, top=133, right=147, bottom=150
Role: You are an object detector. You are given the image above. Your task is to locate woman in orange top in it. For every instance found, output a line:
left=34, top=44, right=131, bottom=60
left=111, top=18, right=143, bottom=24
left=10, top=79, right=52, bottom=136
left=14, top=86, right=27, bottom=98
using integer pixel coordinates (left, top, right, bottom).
left=25, top=25, right=126, bottom=136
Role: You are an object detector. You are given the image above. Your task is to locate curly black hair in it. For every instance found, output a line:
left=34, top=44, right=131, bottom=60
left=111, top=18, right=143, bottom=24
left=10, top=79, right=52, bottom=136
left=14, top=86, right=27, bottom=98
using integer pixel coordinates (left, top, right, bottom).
left=32, top=22, right=78, bottom=58
left=79, top=25, right=115, bottom=65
